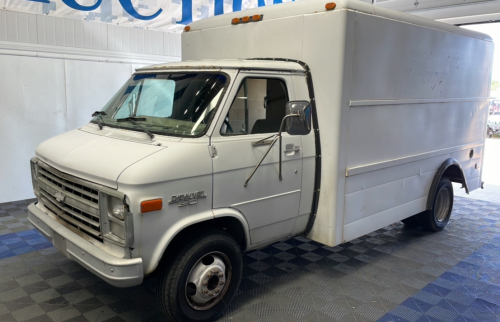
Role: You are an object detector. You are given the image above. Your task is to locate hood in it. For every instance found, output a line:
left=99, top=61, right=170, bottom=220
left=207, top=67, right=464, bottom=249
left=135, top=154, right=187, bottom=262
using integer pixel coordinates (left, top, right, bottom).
left=35, top=129, right=167, bottom=188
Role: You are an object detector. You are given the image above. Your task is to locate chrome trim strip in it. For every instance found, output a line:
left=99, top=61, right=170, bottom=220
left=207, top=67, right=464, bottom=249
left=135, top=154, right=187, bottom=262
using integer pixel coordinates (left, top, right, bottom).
left=230, top=189, right=301, bottom=207
left=349, top=97, right=488, bottom=107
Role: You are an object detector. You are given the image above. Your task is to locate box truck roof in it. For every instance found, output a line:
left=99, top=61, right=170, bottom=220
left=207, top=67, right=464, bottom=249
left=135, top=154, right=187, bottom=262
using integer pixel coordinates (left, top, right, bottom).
left=187, top=0, right=491, bottom=42
left=136, top=59, right=305, bottom=73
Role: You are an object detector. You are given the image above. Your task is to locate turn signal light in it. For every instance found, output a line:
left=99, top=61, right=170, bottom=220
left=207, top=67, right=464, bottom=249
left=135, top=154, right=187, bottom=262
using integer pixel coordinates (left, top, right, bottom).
left=231, top=17, right=240, bottom=24
left=325, top=2, right=336, bottom=10
left=141, top=199, right=163, bottom=213
left=184, top=26, right=191, bottom=32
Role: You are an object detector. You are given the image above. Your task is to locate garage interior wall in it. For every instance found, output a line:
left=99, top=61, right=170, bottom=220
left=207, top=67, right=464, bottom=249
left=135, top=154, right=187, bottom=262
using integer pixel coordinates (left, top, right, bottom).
left=0, top=9, right=181, bottom=203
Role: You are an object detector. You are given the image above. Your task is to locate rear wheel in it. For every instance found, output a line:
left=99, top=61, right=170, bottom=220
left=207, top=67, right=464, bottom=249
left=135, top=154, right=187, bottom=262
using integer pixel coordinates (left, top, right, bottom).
left=157, top=230, right=243, bottom=322
left=417, top=178, right=453, bottom=231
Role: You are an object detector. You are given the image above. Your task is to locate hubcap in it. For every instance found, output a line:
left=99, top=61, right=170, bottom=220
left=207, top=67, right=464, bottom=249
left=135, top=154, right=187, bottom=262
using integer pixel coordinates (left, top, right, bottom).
left=435, top=187, right=451, bottom=222
left=185, top=252, right=231, bottom=310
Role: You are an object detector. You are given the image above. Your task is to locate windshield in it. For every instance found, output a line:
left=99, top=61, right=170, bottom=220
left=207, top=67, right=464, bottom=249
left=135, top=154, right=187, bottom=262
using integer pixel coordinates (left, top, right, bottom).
left=92, top=72, right=229, bottom=137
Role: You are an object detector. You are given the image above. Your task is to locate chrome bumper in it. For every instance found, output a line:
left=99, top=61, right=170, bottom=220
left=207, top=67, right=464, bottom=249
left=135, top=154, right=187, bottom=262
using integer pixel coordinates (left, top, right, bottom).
left=28, top=203, right=143, bottom=288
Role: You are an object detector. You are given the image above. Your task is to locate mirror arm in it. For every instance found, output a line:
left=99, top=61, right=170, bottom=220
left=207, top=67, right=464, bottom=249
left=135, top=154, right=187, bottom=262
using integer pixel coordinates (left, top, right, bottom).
left=244, top=113, right=299, bottom=187
left=244, top=135, right=280, bottom=187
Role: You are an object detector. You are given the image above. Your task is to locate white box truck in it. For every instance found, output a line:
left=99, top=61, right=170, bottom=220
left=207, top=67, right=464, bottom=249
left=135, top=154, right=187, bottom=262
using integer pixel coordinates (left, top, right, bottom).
left=27, top=0, right=493, bottom=320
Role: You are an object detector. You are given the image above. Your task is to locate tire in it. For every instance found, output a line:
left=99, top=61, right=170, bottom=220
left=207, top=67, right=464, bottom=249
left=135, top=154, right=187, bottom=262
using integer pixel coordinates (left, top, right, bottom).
left=401, top=215, right=420, bottom=228
left=157, top=230, right=243, bottom=322
left=417, top=178, right=453, bottom=232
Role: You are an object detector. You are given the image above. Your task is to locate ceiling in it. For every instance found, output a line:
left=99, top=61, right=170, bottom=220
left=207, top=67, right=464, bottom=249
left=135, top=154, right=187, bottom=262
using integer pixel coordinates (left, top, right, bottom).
left=376, top=0, right=500, bottom=25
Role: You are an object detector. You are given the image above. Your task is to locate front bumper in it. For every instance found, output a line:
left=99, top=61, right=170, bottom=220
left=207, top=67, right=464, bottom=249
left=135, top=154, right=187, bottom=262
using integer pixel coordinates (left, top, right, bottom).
left=28, top=203, right=143, bottom=287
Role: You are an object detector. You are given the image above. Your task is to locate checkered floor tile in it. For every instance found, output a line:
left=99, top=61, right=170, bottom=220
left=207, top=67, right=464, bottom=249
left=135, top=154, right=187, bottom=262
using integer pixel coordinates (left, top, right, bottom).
left=0, top=196, right=500, bottom=321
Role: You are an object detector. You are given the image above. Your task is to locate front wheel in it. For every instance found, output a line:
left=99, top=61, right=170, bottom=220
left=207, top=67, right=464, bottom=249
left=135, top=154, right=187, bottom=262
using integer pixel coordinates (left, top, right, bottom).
left=417, top=178, right=454, bottom=231
left=157, top=230, right=243, bottom=322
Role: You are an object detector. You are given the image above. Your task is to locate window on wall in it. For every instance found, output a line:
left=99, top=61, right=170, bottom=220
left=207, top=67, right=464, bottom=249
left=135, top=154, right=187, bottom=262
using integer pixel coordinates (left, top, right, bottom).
left=221, top=78, right=288, bottom=135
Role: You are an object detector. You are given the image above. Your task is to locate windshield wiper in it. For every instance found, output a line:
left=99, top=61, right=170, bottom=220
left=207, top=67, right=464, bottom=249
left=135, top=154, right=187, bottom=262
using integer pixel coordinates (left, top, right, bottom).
left=92, top=111, right=107, bottom=130
left=116, top=117, right=155, bottom=140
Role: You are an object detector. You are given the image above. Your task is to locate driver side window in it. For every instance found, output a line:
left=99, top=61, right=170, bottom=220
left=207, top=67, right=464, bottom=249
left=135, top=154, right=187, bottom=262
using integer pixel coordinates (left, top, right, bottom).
left=221, top=78, right=288, bottom=135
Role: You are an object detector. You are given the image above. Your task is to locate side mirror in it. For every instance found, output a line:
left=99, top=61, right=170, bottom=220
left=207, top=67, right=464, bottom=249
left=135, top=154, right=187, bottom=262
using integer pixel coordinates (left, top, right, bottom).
left=285, top=101, right=312, bottom=135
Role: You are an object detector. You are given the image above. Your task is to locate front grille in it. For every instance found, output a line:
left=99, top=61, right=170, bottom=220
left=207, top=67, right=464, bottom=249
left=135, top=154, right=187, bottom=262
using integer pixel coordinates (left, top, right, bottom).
left=36, top=163, right=103, bottom=242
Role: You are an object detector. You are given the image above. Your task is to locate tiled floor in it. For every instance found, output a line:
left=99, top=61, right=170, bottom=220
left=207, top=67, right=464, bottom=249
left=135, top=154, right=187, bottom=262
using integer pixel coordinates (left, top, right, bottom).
left=1, top=196, right=500, bottom=322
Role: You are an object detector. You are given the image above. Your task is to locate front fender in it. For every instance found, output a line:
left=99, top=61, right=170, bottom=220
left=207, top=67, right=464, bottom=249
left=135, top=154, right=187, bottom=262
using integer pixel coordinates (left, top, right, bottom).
left=213, top=208, right=252, bottom=251
left=144, top=210, right=214, bottom=275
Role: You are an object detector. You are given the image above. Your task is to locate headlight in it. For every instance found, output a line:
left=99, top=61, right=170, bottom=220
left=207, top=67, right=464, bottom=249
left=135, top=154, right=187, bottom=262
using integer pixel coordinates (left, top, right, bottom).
left=102, top=195, right=132, bottom=246
left=109, top=197, right=125, bottom=220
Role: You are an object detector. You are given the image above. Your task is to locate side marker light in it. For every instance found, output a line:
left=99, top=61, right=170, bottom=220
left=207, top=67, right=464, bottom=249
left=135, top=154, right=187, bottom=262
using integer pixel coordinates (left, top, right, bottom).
left=141, top=199, right=163, bottom=213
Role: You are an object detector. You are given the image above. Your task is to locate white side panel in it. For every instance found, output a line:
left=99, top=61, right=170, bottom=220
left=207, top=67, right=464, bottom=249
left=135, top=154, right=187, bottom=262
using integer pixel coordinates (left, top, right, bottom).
left=344, top=198, right=427, bottom=241
left=350, top=13, right=492, bottom=102
left=64, top=19, right=75, bottom=48
left=0, top=10, right=182, bottom=59
left=0, top=55, right=66, bottom=202
left=304, top=10, right=353, bottom=247
left=347, top=101, right=488, bottom=168
left=55, top=18, right=65, bottom=46
left=122, top=27, right=130, bottom=53
left=0, top=11, right=7, bottom=41
left=182, top=15, right=305, bottom=61
left=27, top=14, right=37, bottom=44
left=74, top=20, right=84, bottom=48
left=35, top=15, right=46, bottom=45
left=16, top=13, right=28, bottom=44
left=6, top=11, right=18, bottom=42
left=45, top=16, right=56, bottom=46
left=345, top=171, right=434, bottom=225
left=341, top=11, right=491, bottom=243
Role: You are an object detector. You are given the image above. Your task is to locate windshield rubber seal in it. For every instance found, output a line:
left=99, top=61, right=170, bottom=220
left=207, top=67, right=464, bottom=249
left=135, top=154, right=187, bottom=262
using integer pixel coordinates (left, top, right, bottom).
left=90, top=71, right=232, bottom=139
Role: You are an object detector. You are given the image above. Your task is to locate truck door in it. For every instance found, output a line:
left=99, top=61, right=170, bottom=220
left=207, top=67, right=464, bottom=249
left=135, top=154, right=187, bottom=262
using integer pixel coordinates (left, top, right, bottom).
left=211, top=72, right=302, bottom=245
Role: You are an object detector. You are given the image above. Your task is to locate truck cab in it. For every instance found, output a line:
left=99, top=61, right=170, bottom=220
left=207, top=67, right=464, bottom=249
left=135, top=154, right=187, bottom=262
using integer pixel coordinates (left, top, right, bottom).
left=28, top=59, right=317, bottom=321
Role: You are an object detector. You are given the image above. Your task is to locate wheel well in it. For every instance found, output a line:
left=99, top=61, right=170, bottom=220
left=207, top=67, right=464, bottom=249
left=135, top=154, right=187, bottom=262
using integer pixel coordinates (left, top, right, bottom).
left=155, top=217, right=246, bottom=273
left=442, top=165, right=466, bottom=188
left=426, top=159, right=469, bottom=210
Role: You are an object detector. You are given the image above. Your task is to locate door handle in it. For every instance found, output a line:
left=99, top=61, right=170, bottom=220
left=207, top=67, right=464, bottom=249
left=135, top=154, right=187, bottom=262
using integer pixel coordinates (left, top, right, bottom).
left=252, top=134, right=278, bottom=147
left=284, top=146, right=301, bottom=153
left=252, top=139, right=273, bottom=146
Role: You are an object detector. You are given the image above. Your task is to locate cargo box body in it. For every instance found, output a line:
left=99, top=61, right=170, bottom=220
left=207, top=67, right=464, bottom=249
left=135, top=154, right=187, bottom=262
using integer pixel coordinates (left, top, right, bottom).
left=184, top=0, right=493, bottom=246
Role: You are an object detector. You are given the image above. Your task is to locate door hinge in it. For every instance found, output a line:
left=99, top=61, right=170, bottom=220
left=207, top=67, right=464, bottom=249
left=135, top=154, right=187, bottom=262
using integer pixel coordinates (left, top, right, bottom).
left=208, top=145, right=217, bottom=158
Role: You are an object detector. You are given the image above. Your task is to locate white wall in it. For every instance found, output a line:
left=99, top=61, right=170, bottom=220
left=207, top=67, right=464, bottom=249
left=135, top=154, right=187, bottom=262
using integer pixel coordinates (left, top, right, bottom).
left=0, top=10, right=181, bottom=203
